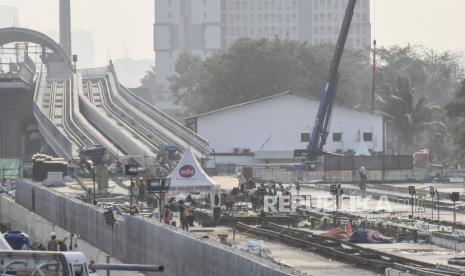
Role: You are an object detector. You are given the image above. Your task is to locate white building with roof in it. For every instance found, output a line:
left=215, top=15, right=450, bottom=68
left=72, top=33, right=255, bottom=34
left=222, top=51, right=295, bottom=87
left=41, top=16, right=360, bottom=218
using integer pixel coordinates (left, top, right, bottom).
left=185, top=92, right=386, bottom=166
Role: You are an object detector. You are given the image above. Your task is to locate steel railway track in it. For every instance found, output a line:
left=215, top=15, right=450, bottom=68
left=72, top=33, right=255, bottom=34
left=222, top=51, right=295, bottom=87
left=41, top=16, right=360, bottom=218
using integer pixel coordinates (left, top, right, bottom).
left=235, top=221, right=462, bottom=274
left=118, top=85, right=210, bottom=155
left=83, top=78, right=160, bottom=153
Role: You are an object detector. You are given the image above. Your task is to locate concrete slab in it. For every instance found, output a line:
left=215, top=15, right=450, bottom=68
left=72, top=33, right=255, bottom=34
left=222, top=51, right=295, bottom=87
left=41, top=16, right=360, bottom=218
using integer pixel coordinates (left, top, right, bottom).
left=183, top=224, right=379, bottom=275
left=357, top=243, right=465, bottom=266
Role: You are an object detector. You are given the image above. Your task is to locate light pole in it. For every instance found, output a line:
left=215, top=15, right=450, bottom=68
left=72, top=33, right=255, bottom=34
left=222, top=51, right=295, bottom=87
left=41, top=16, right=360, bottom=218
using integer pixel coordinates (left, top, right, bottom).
left=212, top=148, right=216, bottom=170
left=92, top=168, right=96, bottom=205
left=450, top=192, right=459, bottom=228
left=437, top=191, right=440, bottom=225
left=430, top=186, right=435, bottom=221
left=146, top=177, right=171, bottom=222
left=408, top=186, right=416, bottom=219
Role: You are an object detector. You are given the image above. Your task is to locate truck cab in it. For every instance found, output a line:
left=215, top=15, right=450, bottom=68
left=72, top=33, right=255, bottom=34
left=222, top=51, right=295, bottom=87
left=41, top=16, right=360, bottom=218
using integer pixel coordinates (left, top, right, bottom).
left=0, top=250, right=94, bottom=276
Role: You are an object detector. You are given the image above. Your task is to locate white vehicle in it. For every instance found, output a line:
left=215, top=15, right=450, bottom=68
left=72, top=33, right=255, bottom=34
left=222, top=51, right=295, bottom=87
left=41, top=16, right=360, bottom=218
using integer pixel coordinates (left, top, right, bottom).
left=0, top=250, right=163, bottom=275
left=0, top=250, right=91, bottom=276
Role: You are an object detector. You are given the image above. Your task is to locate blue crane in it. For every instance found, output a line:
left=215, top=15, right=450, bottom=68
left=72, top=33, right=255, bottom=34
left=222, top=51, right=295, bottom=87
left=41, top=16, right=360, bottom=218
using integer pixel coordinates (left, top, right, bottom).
left=306, top=0, right=358, bottom=161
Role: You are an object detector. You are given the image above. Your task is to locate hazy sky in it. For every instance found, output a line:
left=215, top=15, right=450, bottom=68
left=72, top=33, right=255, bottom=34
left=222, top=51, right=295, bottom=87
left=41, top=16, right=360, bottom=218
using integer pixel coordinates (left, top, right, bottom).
left=1, top=0, right=465, bottom=66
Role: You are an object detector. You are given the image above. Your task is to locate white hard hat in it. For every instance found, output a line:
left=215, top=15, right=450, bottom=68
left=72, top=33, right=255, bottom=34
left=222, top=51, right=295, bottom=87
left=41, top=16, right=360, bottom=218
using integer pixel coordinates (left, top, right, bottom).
left=50, top=232, right=56, bottom=237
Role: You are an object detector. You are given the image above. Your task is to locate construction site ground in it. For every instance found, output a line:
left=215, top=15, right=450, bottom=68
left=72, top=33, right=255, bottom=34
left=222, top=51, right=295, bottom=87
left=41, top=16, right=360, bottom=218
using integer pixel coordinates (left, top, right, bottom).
left=47, top=178, right=465, bottom=275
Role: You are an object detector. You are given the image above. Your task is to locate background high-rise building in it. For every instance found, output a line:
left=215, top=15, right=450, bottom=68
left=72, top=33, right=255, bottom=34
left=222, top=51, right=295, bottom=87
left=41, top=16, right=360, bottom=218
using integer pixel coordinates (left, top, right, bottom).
left=221, top=0, right=305, bottom=47
left=310, top=0, right=371, bottom=48
left=154, top=0, right=222, bottom=88
left=154, top=0, right=371, bottom=89
left=0, top=5, right=19, bottom=28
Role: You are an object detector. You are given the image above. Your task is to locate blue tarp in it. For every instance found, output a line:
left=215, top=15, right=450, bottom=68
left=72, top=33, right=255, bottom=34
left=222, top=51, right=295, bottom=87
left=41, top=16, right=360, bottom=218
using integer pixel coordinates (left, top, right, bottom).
left=349, top=229, right=392, bottom=244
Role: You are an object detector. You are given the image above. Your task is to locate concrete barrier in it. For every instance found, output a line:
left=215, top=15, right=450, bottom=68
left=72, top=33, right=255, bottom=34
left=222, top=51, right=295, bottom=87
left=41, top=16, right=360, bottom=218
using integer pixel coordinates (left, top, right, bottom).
left=431, top=232, right=465, bottom=251
left=0, top=195, right=136, bottom=276
left=15, top=180, right=299, bottom=276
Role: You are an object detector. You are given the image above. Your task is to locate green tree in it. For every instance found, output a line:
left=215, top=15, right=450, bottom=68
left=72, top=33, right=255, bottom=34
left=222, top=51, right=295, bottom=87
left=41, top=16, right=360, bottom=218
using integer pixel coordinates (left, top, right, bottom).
left=140, top=65, right=156, bottom=90
left=166, top=39, right=462, bottom=161
left=133, top=66, right=165, bottom=103
left=377, top=76, right=443, bottom=154
left=169, top=38, right=371, bottom=114
left=167, top=53, right=202, bottom=106
left=375, top=45, right=462, bottom=159
left=446, top=80, right=465, bottom=157
left=377, top=45, right=461, bottom=106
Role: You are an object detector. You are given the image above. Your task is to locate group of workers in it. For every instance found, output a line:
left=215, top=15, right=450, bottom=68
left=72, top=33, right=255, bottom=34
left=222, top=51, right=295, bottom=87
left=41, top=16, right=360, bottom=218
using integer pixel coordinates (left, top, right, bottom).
left=162, top=200, right=192, bottom=231
left=46, top=232, right=76, bottom=252
left=226, top=167, right=368, bottom=212
left=128, top=177, right=147, bottom=203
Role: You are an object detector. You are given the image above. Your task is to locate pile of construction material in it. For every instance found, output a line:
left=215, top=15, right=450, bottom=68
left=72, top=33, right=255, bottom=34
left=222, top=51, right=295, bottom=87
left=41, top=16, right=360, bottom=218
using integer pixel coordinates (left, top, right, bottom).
left=32, top=154, right=67, bottom=182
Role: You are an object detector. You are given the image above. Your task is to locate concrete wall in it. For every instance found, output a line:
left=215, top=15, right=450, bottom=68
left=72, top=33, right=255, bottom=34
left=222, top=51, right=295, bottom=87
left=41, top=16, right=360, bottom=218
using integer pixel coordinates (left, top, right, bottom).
left=14, top=180, right=298, bottom=276
left=385, top=268, right=414, bottom=276
left=0, top=87, right=35, bottom=157
left=0, top=195, right=137, bottom=276
left=431, top=232, right=465, bottom=251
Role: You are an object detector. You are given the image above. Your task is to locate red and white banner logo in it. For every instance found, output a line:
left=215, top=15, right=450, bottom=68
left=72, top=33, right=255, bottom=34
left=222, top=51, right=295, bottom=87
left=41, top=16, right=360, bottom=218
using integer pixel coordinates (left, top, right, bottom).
left=179, top=165, right=195, bottom=178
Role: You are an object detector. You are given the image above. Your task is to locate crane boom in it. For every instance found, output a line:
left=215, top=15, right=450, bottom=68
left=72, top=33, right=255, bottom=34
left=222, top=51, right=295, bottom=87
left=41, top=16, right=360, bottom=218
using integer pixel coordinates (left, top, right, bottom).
left=306, top=0, right=357, bottom=160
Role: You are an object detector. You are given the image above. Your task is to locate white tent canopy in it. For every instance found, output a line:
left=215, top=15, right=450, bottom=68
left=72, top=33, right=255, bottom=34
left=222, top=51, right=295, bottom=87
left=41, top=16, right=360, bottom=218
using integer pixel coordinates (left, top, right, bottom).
left=168, top=148, right=218, bottom=192
left=355, top=141, right=371, bottom=156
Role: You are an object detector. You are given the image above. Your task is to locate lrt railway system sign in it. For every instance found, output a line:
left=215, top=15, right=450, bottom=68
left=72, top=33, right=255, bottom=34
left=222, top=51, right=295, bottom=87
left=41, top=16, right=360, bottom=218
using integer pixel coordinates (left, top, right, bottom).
left=168, top=148, right=217, bottom=192
left=179, top=165, right=195, bottom=178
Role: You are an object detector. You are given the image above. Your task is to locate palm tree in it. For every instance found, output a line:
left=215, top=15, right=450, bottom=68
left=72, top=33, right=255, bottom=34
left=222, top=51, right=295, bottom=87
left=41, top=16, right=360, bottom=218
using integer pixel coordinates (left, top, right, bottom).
left=377, top=76, right=440, bottom=153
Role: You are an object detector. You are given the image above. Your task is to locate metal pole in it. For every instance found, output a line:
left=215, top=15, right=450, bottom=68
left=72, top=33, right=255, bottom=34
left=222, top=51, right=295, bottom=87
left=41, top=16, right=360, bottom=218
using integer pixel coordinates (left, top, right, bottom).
left=411, top=194, right=414, bottom=218
left=158, top=192, right=162, bottom=223
left=92, top=169, right=96, bottom=205
left=129, top=177, right=133, bottom=215
left=212, top=148, right=216, bottom=169
left=431, top=196, right=434, bottom=222
left=371, top=39, right=377, bottom=113
left=93, top=264, right=164, bottom=272
left=144, top=152, right=147, bottom=178
left=106, top=256, right=110, bottom=276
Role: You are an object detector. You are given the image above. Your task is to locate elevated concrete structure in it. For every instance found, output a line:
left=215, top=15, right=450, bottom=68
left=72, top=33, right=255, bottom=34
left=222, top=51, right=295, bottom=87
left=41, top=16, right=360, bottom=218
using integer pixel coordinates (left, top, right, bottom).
left=0, top=56, right=39, bottom=159
left=0, top=85, right=36, bottom=158
left=0, top=27, right=71, bottom=66
left=0, top=27, right=72, bottom=80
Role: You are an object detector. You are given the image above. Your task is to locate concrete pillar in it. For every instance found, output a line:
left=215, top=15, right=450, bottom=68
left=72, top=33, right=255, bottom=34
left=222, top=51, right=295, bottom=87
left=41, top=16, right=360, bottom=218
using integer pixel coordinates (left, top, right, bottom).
left=96, top=165, right=109, bottom=191
left=59, top=0, right=72, bottom=60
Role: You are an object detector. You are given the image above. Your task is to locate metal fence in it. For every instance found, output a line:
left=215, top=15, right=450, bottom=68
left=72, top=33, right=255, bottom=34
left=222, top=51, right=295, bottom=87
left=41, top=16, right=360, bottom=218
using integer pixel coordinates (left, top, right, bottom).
left=247, top=166, right=444, bottom=183
left=323, top=155, right=413, bottom=171
left=229, top=155, right=463, bottom=183
left=0, top=159, right=22, bottom=180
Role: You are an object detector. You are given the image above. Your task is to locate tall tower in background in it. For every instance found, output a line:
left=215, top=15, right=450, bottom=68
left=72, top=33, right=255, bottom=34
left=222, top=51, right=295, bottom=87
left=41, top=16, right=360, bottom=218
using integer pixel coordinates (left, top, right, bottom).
left=154, top=0, right=222, bottom=90
left=59, top=0, right=72, bottom=60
